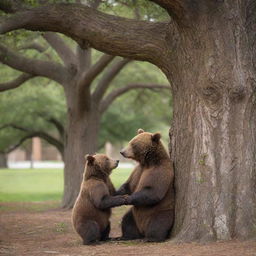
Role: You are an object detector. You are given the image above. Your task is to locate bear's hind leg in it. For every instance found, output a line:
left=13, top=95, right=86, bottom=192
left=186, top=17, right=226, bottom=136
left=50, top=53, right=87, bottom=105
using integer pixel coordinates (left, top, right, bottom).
left=145, top=210, right=174, bottom=242
left=77, top=220, right=101, bottom=245
left=101, top=222, right=110, bottom=241
left=121, top=209, right=143, bottom=240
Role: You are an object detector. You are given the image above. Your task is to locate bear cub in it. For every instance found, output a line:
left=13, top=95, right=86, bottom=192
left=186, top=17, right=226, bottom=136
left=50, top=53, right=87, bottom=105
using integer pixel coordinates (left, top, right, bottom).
left=72, top=154, right=126, bottom=245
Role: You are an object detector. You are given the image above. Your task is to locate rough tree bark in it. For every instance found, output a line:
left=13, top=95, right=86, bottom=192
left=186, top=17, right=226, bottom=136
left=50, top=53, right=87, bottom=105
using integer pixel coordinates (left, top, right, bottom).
left=168, top=1, right=256, bottom=241
left=1, top=0, right=254, bottom=240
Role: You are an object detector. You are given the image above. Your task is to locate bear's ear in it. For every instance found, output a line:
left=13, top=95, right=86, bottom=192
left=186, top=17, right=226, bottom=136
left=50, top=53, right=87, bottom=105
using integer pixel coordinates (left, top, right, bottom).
left=137, top=128, right=145, bottom=134
left=151, top=132, right=161, bottom=143
left=85, top=154, right=95, bottom=164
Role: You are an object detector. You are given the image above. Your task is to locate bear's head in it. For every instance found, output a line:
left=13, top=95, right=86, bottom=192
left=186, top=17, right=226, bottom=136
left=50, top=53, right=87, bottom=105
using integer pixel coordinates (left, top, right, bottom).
left=120, top=128, right=166, bottom=166
left=84, top=154, right=119, bottom=180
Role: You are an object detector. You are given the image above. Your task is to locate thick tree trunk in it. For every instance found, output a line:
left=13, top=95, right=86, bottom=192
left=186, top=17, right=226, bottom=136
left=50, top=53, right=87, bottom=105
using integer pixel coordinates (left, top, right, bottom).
left=61, top=84, right=101, bottom=209
left=0, top=152, right=7, bottom=168
left=169, top=3, right=256, bottom=241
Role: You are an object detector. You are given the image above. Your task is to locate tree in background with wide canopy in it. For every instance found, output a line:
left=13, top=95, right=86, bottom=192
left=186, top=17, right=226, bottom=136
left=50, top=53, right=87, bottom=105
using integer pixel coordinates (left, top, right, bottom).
left=0, top=0, right=170, bottom=208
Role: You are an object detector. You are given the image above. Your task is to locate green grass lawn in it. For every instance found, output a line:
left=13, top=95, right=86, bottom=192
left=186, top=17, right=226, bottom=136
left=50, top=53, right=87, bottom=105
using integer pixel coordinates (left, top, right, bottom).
left=0, top=167, right=132, bottom=202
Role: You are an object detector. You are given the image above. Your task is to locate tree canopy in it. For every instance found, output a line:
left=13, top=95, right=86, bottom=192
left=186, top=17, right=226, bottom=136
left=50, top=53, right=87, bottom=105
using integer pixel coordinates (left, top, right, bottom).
left=0, top=49, right=171, bottom=154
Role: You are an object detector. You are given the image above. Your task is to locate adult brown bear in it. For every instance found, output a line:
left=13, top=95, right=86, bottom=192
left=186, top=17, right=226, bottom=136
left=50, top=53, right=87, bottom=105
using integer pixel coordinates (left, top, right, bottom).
left=72, top=154, right=126, bottom=245
left=117, top=129, right=175, bottom=242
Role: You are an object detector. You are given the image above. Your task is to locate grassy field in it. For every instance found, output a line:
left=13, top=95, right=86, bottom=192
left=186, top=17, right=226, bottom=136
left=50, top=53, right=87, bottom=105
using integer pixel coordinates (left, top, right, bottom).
left=0, top=168, right=132, bottom=202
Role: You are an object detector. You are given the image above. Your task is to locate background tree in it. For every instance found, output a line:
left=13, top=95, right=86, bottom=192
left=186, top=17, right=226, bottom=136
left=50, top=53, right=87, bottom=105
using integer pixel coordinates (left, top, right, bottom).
left=0, top=129, right=24, bottom=168
left=0, top=69, right=171, bottom=164
left=1, top=0, right=255, bottom=242
left=100, top=85, right=172, bottom=148
left=0, top=1, right=170, bottom=208
left=0, top=80, right=66, bottom=160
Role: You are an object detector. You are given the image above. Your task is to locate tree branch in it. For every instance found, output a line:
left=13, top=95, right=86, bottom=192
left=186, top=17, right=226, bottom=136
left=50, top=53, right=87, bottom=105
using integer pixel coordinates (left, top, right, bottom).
left=0, top=0, right=26, bottom=13
left=19, top=41, right=52, bottom=60
left=133, top=0, right=141, bottom=20
left=76, top=45, right=91, bottom=72
left=37, top=113, right=65, bottom=141
left=19, top=42, right=47, bottom=53
left=1, top=124, right=64, bottom=156
left=0, top=3, right=170, bottom=68
left=34, top=131, right=64, bottom=157
left=42, top=32, right=76, bottom=67
left=0, top=124, right=34, bottom=133
left=0, top=43, right=66, bottom=84
left=4, top=134, right=35, bottom=154
left=75, top=0, right=104, bottom=76
left=78, top=54, right=115, bottom=89
left=100, top=83, right=170, bottom=113
left=92, top=58, right=131, bottom=103
left=149, top=0, right=185, bottom=21
left=76, top=54, right=115, bottom=113
left=0, top=73, right=35, bottom=92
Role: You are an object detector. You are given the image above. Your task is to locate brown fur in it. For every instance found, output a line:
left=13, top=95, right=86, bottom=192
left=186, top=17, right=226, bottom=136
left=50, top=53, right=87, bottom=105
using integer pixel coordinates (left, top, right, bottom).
left=118, top=129, right=175, bottom=241
left=72, top=154, right=120, bottom=244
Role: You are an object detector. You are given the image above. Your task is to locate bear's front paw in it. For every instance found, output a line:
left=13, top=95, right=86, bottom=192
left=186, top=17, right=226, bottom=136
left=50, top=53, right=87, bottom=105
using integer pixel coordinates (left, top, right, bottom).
left=123, top=195, right=132, bottom=205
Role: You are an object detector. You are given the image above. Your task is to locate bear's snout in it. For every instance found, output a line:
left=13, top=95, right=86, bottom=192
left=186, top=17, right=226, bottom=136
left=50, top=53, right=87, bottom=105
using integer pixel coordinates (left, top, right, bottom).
left=120, top=150, right=125, bottom=157
left=113, top=159, right=119, bottom=168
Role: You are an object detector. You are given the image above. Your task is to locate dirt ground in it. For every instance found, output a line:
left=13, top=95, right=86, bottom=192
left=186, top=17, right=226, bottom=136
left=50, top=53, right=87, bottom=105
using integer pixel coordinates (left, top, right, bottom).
left=0, top=202, right=255, bottom=256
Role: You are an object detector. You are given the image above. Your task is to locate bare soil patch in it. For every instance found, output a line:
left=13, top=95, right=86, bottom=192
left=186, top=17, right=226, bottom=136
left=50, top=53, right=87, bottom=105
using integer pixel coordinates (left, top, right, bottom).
left=0, top=202, right=255, bottom=256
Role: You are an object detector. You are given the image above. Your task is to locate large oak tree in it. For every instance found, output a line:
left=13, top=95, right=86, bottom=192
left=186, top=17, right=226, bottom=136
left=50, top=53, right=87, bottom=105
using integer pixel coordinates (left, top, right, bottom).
left=0, top=0, right=256, bottom=241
